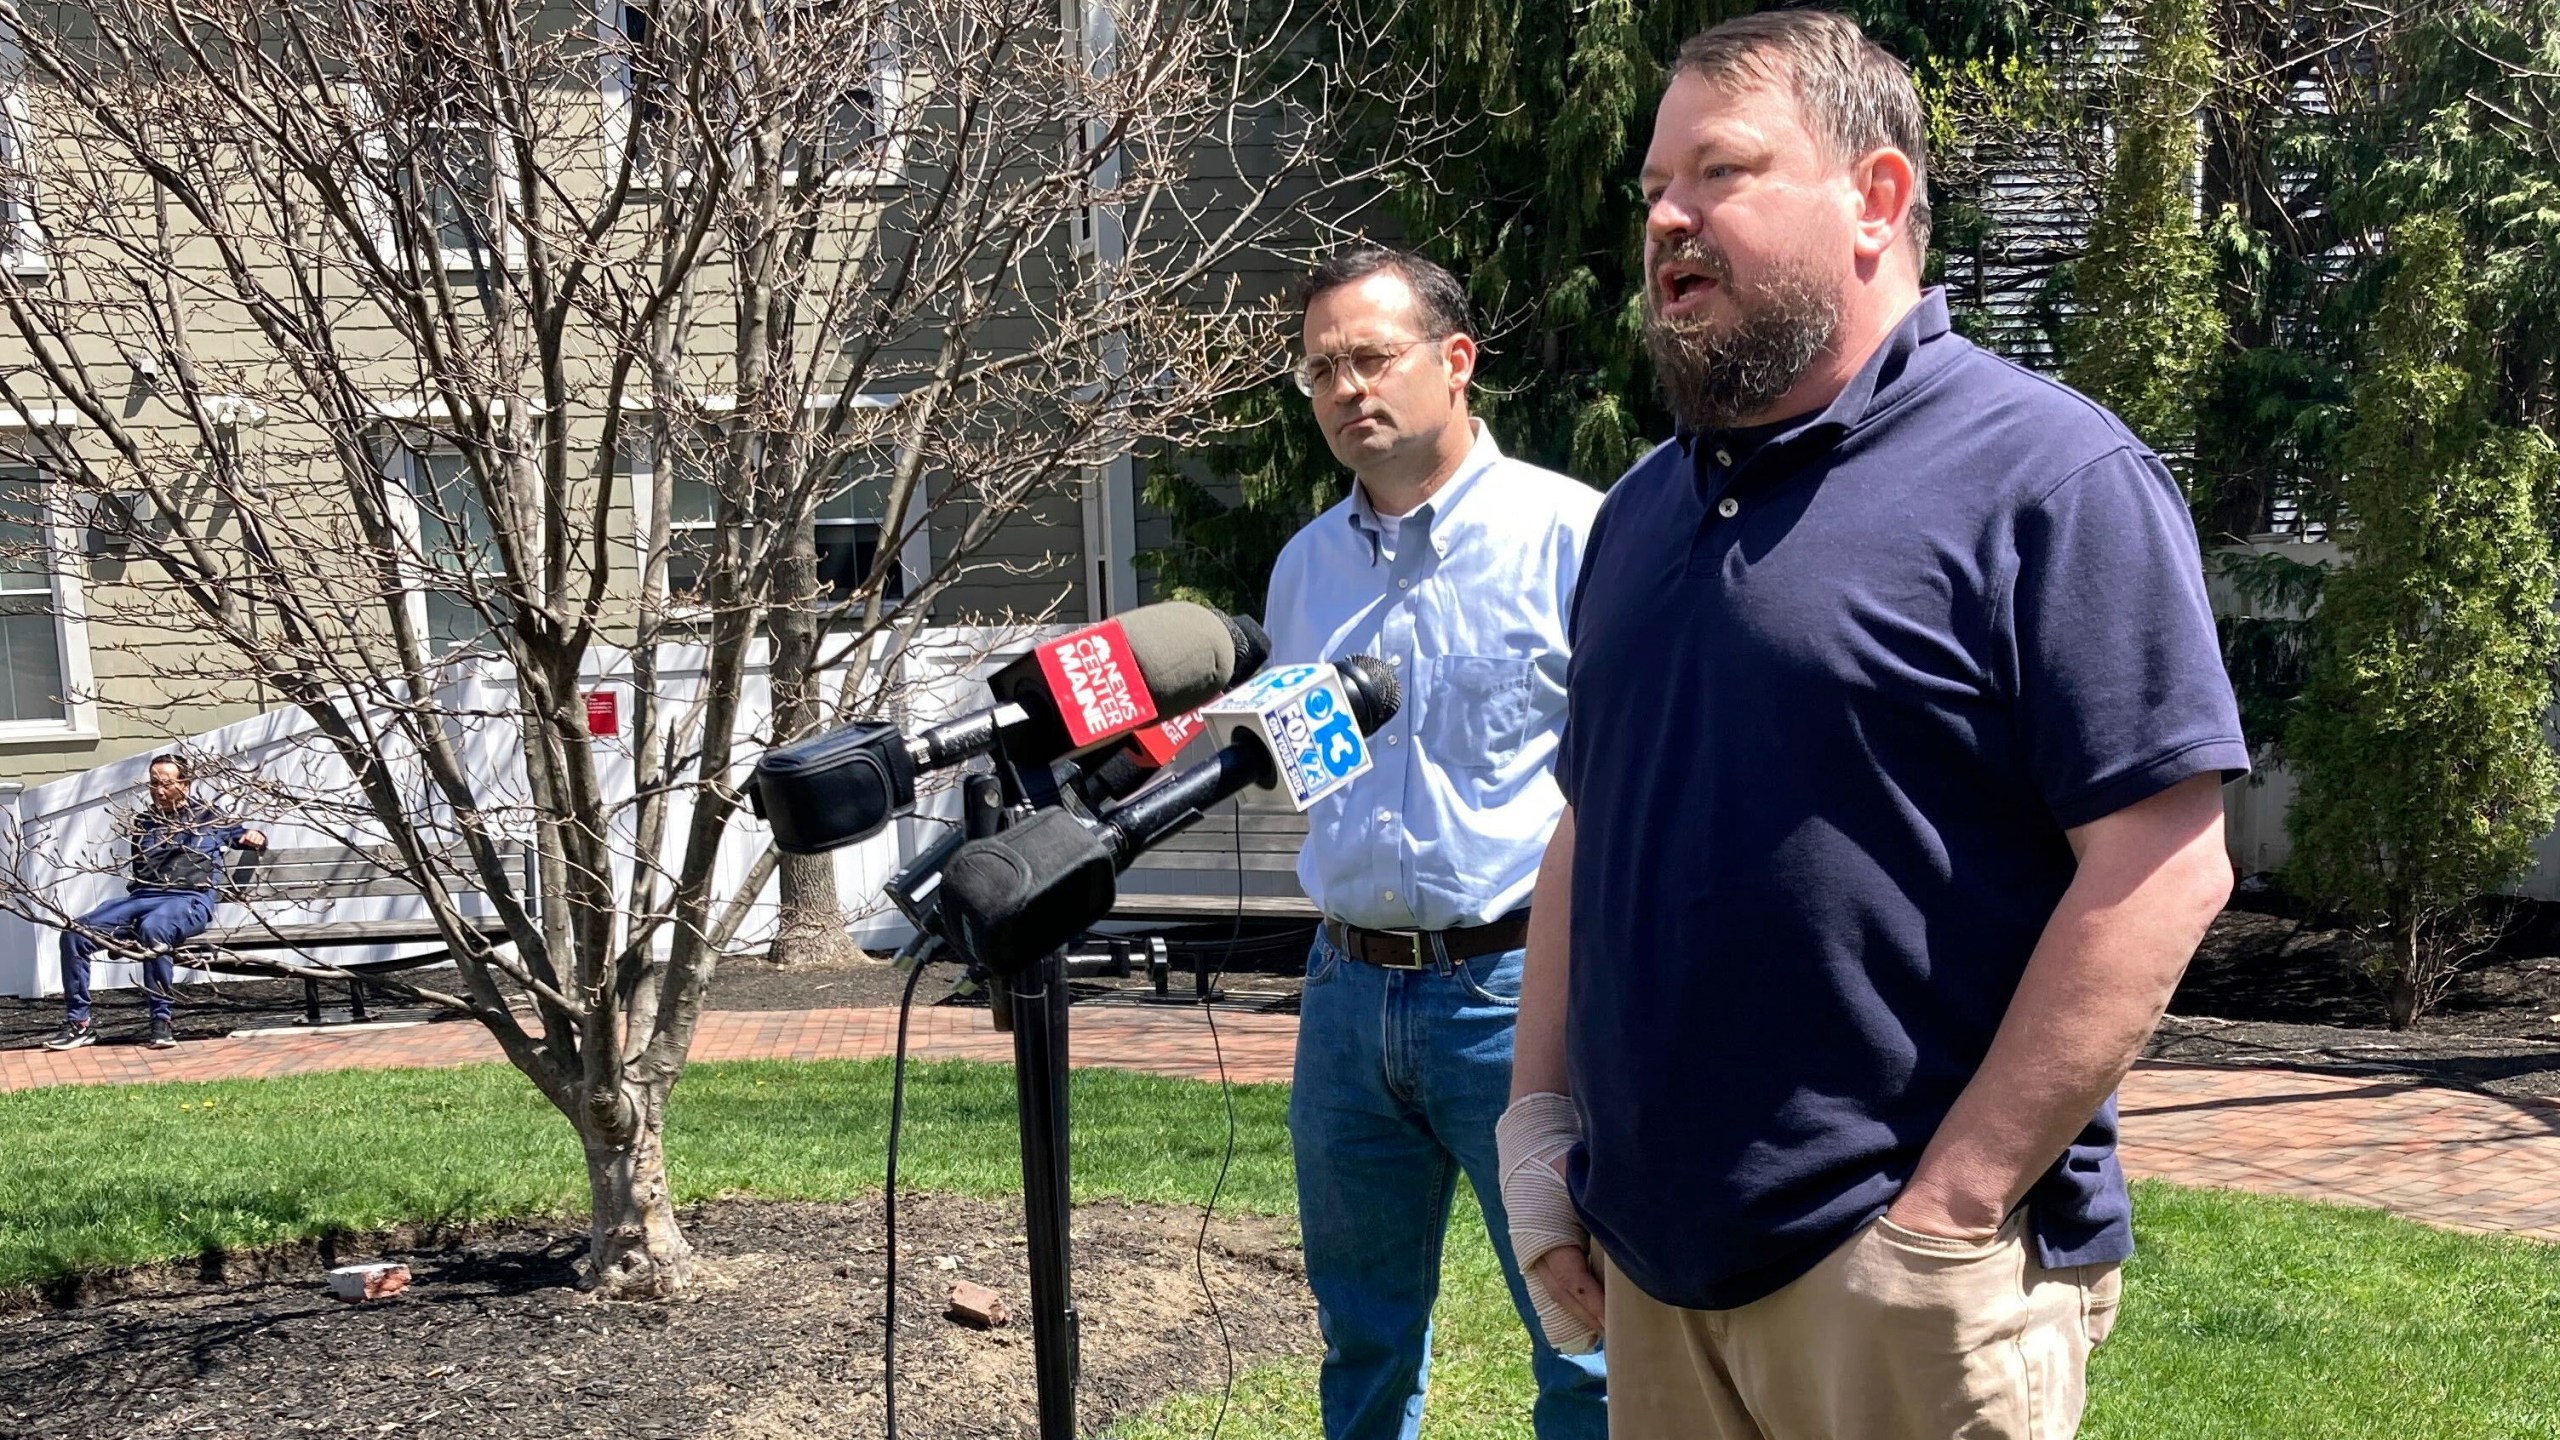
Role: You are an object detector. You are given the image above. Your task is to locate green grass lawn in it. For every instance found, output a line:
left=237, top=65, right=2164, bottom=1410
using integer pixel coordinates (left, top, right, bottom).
left=0, top=1058, right=1294, bottom=1285
left=1110, top=1181, right=2560, bottom=1440
left=4, top=1058, right=2556, bottom=1438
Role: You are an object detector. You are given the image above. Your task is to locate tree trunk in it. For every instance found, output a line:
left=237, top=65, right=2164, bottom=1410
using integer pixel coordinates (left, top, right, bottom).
left=580, top=1086, right=694, bottom=1299
left=772, top=848, right=864, bottom=966
left=2385, top=923, right=2423, bottom=1032
left=764, top=513, right=865, bottom=969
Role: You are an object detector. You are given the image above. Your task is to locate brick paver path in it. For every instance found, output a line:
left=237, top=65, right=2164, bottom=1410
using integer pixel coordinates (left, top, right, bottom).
left=6, top=1007, right=2557, bottom=1243
left=0, top=1006, right=1305, bottom=1091
left=2117, top=1062, right=2560, bottom=1242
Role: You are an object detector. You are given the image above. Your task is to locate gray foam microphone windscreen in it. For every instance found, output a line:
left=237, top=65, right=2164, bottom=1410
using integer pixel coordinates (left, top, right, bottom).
left=1113, top=600, right=1242, bottom=714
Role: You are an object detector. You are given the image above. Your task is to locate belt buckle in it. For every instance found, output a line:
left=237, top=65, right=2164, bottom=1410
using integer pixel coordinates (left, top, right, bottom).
left=1370, top=927, right=1430, bottom=971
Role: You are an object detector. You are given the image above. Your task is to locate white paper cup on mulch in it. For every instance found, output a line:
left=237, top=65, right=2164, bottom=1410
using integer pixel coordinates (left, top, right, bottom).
left=327, top=1262, right=412, bottom=1301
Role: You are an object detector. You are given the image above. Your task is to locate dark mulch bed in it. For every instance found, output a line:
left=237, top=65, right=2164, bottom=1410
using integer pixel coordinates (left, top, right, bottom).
left=0, top=1195, right=1314, bottom=1440
left=0, top=976, right=467, bottom=1051
left=2146, top=896, right=2560, bottom=1099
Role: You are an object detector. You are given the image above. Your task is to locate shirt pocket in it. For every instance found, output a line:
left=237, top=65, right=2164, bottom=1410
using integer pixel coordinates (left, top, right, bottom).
left=1421, top=655, right=1536, bottom=771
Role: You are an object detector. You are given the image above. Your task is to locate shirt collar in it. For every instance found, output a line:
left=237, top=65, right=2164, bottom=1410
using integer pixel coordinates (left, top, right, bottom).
left=1675, top=287, right=1952, bottom=457
left=1347, top=418, right=1502, bottom=544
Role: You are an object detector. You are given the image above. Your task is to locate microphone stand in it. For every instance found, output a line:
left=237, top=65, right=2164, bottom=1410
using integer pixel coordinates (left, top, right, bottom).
left=967, top=769, right=1081, bottom=1440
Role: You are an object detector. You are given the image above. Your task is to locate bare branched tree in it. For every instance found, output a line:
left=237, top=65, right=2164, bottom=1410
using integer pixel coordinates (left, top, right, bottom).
left=0, top=0, right=1425, bottom=1296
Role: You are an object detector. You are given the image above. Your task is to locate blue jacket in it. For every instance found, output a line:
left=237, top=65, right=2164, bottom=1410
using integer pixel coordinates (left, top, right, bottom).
left=129, top=803, right=250, bottom=894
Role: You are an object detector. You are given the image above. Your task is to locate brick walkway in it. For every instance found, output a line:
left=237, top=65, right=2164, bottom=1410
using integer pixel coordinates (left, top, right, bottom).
left=2116, top=1063, right=2560, bottom=1242
left=5, top=1006, right=2557, bottom=1244
left=0, top=1005, right=1306, bottom=1091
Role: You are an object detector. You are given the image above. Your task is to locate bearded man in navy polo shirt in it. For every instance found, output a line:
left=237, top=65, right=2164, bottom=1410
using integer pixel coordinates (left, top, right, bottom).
left=1494, top=13, right=2249, bottom=1440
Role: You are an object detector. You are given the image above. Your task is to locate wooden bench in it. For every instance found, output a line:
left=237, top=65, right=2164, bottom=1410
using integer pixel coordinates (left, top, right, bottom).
left=179, top=842, right=535, bottom=1024
left=1112, top=796, right=1315, bottom=921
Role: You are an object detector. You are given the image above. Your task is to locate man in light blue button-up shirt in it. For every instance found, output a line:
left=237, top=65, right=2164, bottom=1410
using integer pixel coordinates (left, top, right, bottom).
left=1264, top=243, right=1605, bottom=1440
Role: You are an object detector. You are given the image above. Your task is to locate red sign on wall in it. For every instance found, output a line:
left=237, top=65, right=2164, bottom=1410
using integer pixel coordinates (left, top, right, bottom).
left=585, top=690, right=620, bottom=738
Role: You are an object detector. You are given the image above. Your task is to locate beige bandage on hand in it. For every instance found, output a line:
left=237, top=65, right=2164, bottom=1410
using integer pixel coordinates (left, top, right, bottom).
left=1496, top=1091, right=1600, bottom=1354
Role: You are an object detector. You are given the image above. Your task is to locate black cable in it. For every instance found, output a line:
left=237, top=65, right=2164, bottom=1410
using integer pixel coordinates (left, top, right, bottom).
left=1192, top=809, right=1249, bottom=1440
left=882, top=937, right=933, bottom=1440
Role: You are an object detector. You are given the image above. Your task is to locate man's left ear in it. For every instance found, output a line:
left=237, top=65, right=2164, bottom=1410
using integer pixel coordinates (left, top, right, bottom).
left=1851, top=147, right=1919, bottom=264
left=1444, top=333, right=1478, bottom=392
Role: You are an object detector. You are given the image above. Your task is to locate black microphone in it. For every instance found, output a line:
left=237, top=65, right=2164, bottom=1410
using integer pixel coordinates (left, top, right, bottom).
left=877, top=723, right=1221, bottom=941
left=936, top=657, right=1400, bottom=973
left=1097, top=655, right=1400, bottom=860
left=748, top=603, right=1268, bottom=854
left=901, top=611, right=1268, bottom=772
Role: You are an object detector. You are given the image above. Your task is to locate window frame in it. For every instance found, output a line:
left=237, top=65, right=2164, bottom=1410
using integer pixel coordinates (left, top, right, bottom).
left=627, top=394, right=923, bottom=622
left=596, top=0, right=669, bottom=183
left=379, top=432, right=512, bottom=657
left=0, top=28, right=49, bottom=276
left=0, top=446, right=98, bottom=743
left=599, top=0, right=913, bottom=192
left=346, top=27, right=522, bottom=276
left=405, top=121, right=504, bottom=269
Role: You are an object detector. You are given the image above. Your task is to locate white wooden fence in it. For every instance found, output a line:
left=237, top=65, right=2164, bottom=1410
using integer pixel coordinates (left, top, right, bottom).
left=0, top=629, right=1032, bottom=1000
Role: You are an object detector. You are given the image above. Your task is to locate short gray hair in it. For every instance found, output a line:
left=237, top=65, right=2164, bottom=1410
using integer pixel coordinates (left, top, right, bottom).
left=1673, top=10, right=1932, bottom=257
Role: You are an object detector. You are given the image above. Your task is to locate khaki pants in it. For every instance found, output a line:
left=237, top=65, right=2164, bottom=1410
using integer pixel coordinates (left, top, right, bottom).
left=1601, top=1213, right=2121, bottom=1440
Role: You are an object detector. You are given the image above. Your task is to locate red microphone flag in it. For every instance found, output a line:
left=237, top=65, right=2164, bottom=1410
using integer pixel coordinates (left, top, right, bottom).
left=1031, top=619, right=1162, bottom=749
left=1122, top=708, right=1207, bottom=768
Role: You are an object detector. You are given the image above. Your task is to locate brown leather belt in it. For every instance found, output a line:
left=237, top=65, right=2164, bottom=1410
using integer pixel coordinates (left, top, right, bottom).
left=1322, top=910, right=1531, bottom=971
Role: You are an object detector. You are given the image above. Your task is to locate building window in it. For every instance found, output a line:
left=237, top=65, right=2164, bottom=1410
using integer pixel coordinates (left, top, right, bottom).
left=406, top=125, right=497, bottom=264
left=602, top=0, right=669, bottom=177
left=783, top=0, right=888, bottom=186
left=395, top=445, right=507, bottom=651
left=0, top=33, right=46, bottom=273
left=352, top=22, right=508, bottom=273
left=635, top=409, right=910, bottom=615
left=662, top=455, right=904, bottom=607
left=602, top=0, right=906, bottom=188
left=0, top=472, right=65, bottom=722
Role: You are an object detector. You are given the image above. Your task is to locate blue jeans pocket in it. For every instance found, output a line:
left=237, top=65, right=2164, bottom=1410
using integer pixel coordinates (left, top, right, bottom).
left=1455, top=948, right=1523, bottom=1007
left=1305, top=937, right=1343, bottom=987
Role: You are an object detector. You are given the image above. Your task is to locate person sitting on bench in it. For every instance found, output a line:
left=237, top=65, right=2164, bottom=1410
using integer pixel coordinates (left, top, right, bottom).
left=43, top=754, right=267, bottom=1052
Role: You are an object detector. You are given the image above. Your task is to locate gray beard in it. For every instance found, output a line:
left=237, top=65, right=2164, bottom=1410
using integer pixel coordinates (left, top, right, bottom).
left=1644, top=268, right=1843, bottom=432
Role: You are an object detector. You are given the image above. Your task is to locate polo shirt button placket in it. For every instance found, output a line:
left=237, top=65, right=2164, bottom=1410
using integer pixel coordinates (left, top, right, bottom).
left=1717, top=497, right=1740, bottom=519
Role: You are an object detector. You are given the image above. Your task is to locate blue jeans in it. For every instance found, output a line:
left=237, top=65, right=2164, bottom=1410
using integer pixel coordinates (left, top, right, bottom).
left=60, top=890, right=215, bottom=1023
left=1289, top=932, right=1608, bottom=1440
